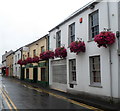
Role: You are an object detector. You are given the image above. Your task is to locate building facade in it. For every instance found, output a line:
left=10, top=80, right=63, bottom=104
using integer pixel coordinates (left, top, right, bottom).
left=6, top=52, right=14, bottom=77
left=13, top=48, right=22, bottom=79
left=2, top=50, right=13, bottom=76
left=49, top=0, right=120, bottom=102
left=22, top=35, right=49, bottom=86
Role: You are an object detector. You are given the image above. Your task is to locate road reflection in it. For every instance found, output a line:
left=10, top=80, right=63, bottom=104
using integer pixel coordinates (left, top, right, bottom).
left=0, top=75, right=9, bottom=110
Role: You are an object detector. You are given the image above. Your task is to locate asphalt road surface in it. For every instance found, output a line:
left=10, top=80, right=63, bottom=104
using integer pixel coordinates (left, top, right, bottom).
left=0, top=75, right=103, bottom=110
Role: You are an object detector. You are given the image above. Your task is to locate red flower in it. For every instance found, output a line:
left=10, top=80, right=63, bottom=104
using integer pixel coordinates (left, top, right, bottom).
left=55, top=47, right=67, bottom=58
left=17, top=59, right=27, bottom=65
left=69, top=41, right=86, bottom=54
left=32, top=56, right=39, bottom=63
left=17, top=59, right=23, bottom=65
left=26, top=57, right=33, bottom=64
left=40, top=51, right=54, bottom=60
left=22, top=59, right=27, bottom=65
left=94, top=31, right=115, bottom=48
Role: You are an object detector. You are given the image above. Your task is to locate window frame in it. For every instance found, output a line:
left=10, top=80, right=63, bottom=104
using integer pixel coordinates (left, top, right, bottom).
left=33, top=49, right=36, bottom=57
left=41, top=46, right=45, bottom=53
left=89, top=10, right=99, bottom=41
left=69, top=59, right=76, bottom=84
left=89, top=55, right=101, bottom=87
left=56, top=30, right=61, bottom=48
left=68, top=23, right=75, bottom=45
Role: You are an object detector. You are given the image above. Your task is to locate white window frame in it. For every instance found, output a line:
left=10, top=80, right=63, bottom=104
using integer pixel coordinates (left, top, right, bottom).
left=89, top=56, right=101, bottom=87
left=56, top=30, right=61, bottom=48
left=89, top=10, right=99, bottom=41
left=68, top=23, right=75, bottom=45
left=69, top=59, right=76, bottom=84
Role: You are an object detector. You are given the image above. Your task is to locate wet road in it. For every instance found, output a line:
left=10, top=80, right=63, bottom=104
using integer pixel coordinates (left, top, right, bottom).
left=0, top=76, right=102, bottom=110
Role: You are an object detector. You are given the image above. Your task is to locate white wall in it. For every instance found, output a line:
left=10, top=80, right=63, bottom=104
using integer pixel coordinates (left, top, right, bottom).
left=49, top=1, right=119, bottom=99
left=13, top=50, right=21, bottom=79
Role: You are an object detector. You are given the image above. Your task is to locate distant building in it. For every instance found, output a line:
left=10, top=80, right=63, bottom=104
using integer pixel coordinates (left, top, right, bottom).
left=21, top=35, right=49, bottom=86
left=0, top=64, right=2, bottom=74
left=13, top=47, right=22, bottom=79
left=2, top=50, right=13, bottom=76
left=6, top=51, right=14, bottom=77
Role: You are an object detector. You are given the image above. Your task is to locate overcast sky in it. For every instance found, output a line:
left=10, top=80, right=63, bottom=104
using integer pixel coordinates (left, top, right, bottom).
left=0, top=0, right=93, bottom=63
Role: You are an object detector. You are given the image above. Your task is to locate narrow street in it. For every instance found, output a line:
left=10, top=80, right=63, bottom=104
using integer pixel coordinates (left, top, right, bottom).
left=0, top=75, right=103, bottom=110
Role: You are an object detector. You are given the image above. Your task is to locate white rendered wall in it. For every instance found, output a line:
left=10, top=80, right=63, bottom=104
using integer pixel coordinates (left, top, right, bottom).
left=49, top=1, right=119, bottom=98
left=13, top=50, right=21, bottom=79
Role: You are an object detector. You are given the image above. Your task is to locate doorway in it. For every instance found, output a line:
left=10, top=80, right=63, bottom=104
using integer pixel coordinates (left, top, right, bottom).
left=33, top=67, right=38, bottom=83
left=21, top=68, right=25, bottom=80
left=41, top=68, right=46, bottom=81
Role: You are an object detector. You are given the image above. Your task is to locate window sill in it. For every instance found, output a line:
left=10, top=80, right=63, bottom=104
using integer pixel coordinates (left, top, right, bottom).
left=89, top=84, right=103, bottom=88
left=87, top=39, right=94, bottom=42
left=69, top=81, right=77, bottom=85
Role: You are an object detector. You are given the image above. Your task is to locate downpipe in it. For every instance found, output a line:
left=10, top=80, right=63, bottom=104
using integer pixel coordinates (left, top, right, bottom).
left=107, top=1, right=113, bottom=102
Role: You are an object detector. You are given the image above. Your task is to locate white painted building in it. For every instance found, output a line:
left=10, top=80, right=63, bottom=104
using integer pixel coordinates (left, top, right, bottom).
left=49, top=0, right=120, bottom=103
left=13, top=48, right=22, bottom=79
left=13, top=46, right=29, bottom=79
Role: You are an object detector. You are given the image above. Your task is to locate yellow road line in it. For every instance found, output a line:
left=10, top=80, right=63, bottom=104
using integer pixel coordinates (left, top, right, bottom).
left=34, top=87, right=103, bottom=111
left=2, top=88, right=18, bottom=111
left=11, top=79, right=103, bottom=111
left=0, top=88, right=13, bottom=111
left=22, top=83, right=103, bottom=111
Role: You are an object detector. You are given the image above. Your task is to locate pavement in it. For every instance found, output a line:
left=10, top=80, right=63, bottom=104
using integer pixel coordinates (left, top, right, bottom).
left=3, top=76, right=120, bottom=111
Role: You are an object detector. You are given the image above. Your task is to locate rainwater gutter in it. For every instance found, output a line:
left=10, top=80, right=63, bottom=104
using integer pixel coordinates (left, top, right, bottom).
left=107, top=1, right=113, bottom=100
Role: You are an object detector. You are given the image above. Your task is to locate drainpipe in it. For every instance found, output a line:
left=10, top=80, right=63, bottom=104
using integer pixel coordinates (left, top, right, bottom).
left=107, top=1, right=113, bottom=100
left=47, top=35, right=49, bottom=86
left=20, top=48, right=22, bottom=80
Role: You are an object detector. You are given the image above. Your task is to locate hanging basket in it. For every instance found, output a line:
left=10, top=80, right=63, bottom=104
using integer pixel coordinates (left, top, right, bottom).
left=94, top=31, right=116, bottom=48
left=55, top=47, right=67, bottom=58
left=32, top=56, right=40, bottom=63
left=26, top=57, right=33, bottom=64
left=69, top=41, right=86, bottom=54
left=40, top=51, right=54, bottom=60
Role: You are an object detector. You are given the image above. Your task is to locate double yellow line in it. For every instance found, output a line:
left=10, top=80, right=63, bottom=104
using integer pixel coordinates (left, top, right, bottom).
left=20, top=83, right=103, bottom=111
left=0, top=88, right=18, bottom=111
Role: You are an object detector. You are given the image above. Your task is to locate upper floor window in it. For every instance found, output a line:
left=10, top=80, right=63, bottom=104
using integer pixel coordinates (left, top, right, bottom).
left=18, top=54, right=20, bottom=60
left=69, top=23, right=75, bottom=44
left=23, top=55, right=25, bottom=60
left=41, top=46, right=45, bottom=53
left=15, top=55, right=17, bottom=61
left=56, top=30, right=61, bottom=48
left=28, top=52, right=29, bottom=57
left=89, top=56, right=101, bottom=86
left=89, top=10, right=99, bottom=40
left=33, top=49, right=36, bottom=57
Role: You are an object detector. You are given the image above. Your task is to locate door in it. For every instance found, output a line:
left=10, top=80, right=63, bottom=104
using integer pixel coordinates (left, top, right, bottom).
left=6, top=68, right=9, bottom=76
left=33, top=67, right=38, bottom=83
left=26, top=69, right=29, bottom=79
left=21, top=68, right=25, bottom=80
left=41, top=68, right=46, bottom=81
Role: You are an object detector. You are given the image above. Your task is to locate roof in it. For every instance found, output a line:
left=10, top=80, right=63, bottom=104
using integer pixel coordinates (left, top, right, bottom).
left=49, top=0, right=102, bottom=32
left=25, top=34, right=48, bottom=47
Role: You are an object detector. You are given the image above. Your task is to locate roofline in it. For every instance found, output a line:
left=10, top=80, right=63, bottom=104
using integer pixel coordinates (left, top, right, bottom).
left=49, top=0, right=102, bottom=32
left=6, top=52, right=14, bottom=58
left=25, top=34, right=48, bottom=47
left=14, top=47, right=22, bottom=53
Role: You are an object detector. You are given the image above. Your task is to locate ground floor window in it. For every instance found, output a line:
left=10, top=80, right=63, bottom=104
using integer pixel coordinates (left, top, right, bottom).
left=52, top=59, right=67, bottom=84
left=26, top=69, right=29, bottom=79
left=89, top=56, right=101, bottom=86
left=69, top=59, right=76, bottom=83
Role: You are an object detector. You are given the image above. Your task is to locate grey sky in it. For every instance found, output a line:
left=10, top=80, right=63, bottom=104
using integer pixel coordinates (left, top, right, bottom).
left=0, top=0, right=92, bottom=63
